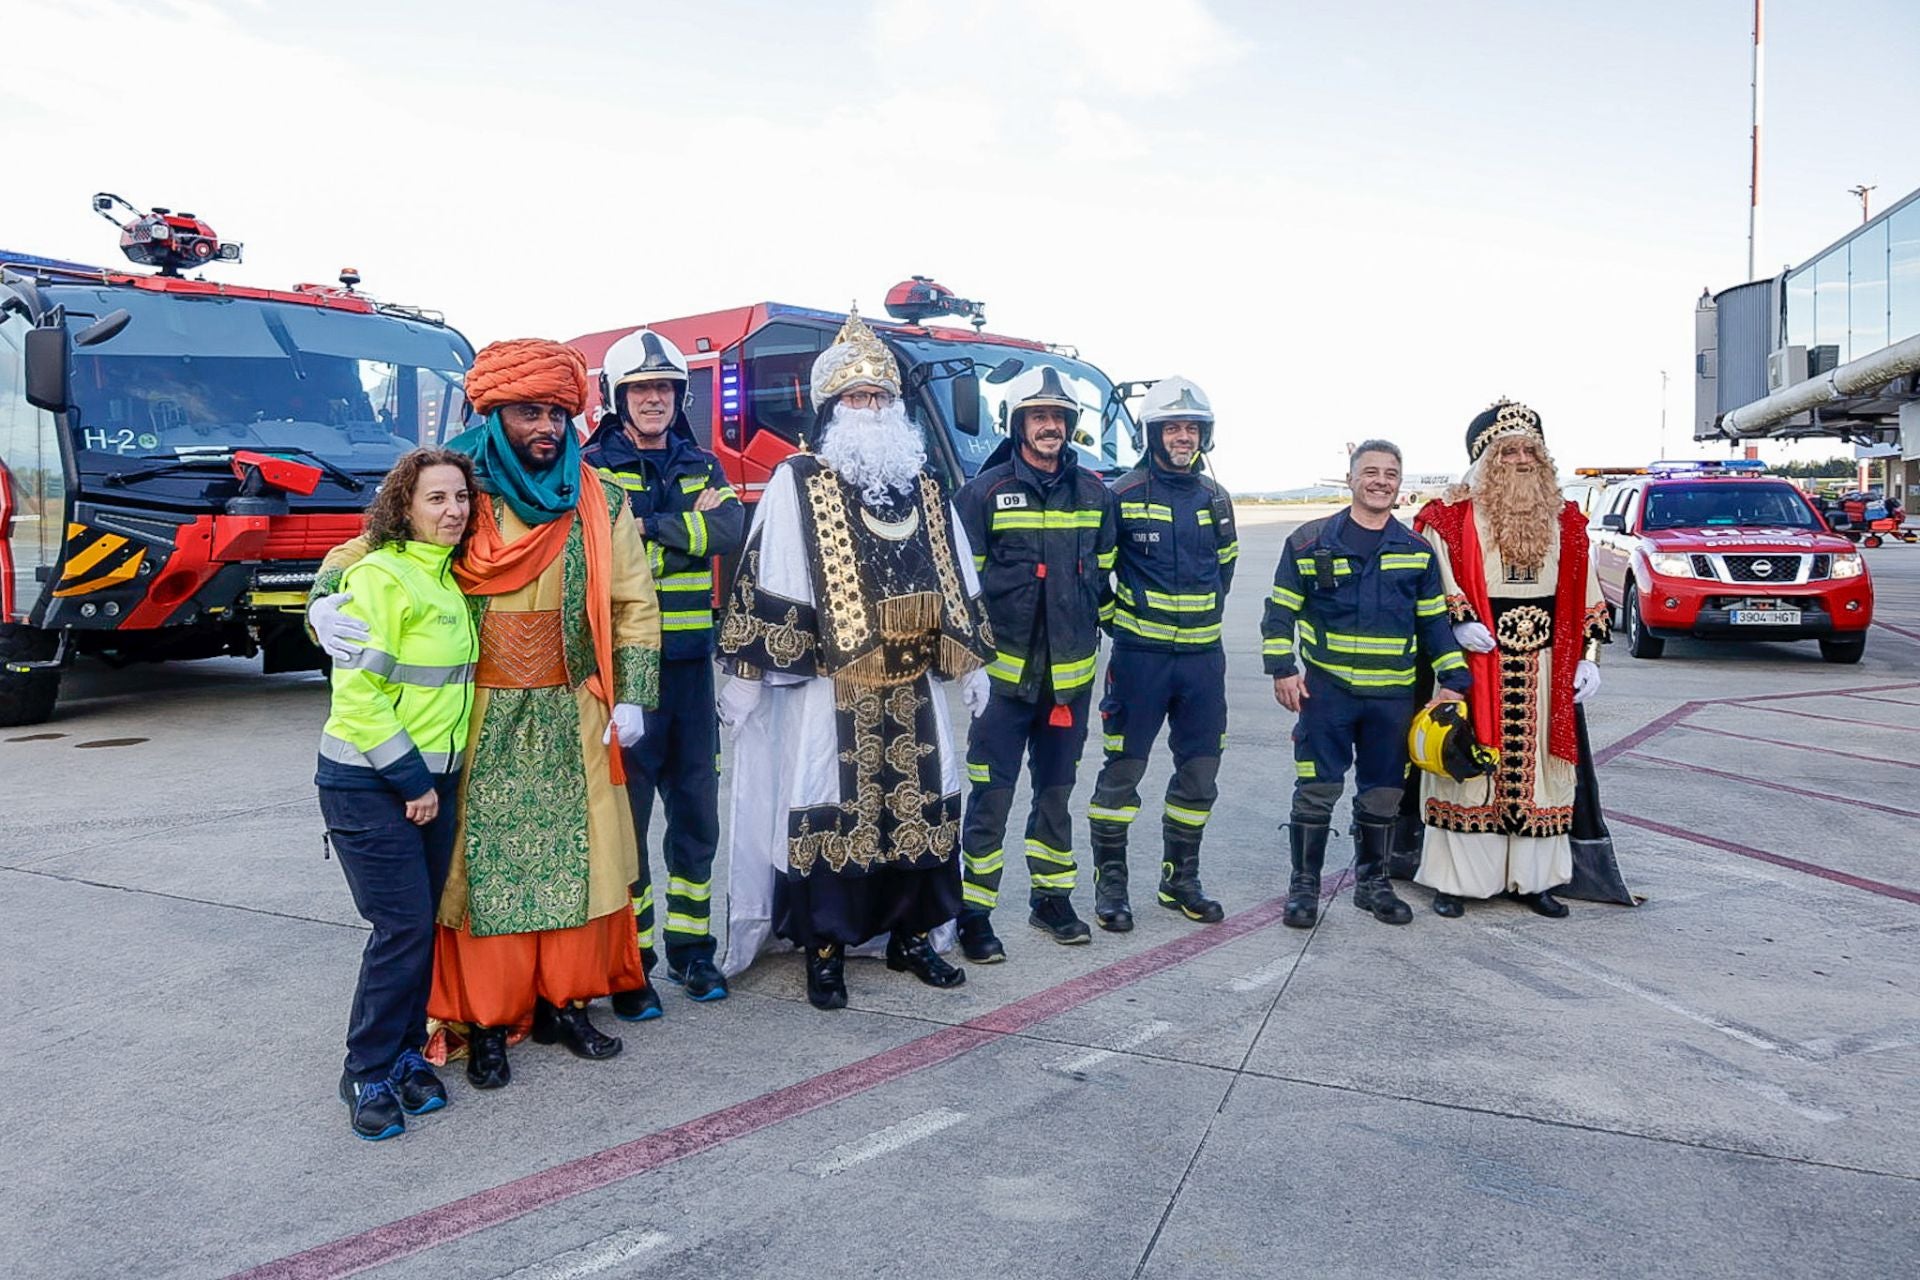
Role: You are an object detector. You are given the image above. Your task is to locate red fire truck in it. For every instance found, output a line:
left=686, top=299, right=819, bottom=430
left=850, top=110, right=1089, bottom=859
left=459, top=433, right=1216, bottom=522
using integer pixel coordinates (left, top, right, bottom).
left=0, top=195, right=473, bottom=725
left=568, top=277, right=1143, bottom=503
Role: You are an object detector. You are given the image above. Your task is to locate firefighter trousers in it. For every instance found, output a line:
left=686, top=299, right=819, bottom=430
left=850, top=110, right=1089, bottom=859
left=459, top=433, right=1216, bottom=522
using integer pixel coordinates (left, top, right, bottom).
left=1088, top=647, right=1228, bottom=853
left=1290, top=672, right=1415, bottom=823
left=961, top=685, right=1093, bottom=910
left=622, top=656, right=721, bottom=968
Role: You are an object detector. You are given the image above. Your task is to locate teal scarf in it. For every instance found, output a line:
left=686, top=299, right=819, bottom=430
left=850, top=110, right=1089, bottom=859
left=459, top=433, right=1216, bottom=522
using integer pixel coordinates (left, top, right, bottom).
left=446, top=410, right=580, bottom=527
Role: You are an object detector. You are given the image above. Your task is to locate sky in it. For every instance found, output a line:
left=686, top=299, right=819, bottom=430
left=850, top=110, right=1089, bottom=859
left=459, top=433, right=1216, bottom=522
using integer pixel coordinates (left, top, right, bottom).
left=6, top=0, right=1917, bottom=489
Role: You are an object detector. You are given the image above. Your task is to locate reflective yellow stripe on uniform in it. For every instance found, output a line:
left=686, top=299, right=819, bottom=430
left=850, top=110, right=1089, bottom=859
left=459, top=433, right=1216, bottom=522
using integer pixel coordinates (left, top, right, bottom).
left=1379, top=552, right=1432, bottom=571
left=967, top=761, right=991, bottom=784
left=1144, top=589, right=1217, bottom=612
left=965, top=849, right=1005, bottom=876
left=1301, top=652, right=1417, bottom=686
left=595, top=467, right=648, bottom=492
left=1417, top=595, right=1447, bottom=617
left=1025, top=839, right=1074, bottom=866
left=1096, top=549, right=1117, bottom=570
left=1165, top=803, right=1211, bottom=828
left=1102, top=732, right=1125, bottom=753
left=1319, top=631, right=1414, bottom=655
left=667, top=875, right=711, bottom=902
left=1432, top=651, right=1468, bottom=674
left=664, top=913, right=707, bottom=934
left=1294, top=556, right=1350, bottom=575
left=1269, top=585, right=1305, bottom=609
left=682, top=511, right=708, bottom=557
left=1216, top=542, right=1239, bottom=564
left=986, top=651, right=1026, bottom=683
left=1120, top=501, right=1174, bottom=522
left=1295, top=760, right=1316, bottom=778
left=1088, top=802, right=1138, bottom=824
left=659, top=570, right=713, bottom=591
left=963, top=884, right=998, bottom=908
left=1050, top=655, right=1096, bottom=691
left=661, top=610, right=713, bottom=631
left=990, top=509, right=1104, bottom=531
left=1262, top=637, right=1294, bottom=657
left=1112, top=610, right=1222, bottom=645
left=679, top=475, right=709, bottom=493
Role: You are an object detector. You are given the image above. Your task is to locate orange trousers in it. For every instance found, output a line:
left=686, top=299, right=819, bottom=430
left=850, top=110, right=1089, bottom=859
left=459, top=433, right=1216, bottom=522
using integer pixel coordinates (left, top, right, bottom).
left=428, top=911, right=645, bottom=1031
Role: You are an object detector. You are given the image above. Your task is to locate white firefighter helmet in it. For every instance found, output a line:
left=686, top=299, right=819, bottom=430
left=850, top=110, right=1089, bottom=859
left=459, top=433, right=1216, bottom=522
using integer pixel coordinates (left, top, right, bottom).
left=1004, top=364, right=1081, bottom=438
left=1138, top=375, right=1215, bottom=454
left=599, top=328, right=691, bottom=423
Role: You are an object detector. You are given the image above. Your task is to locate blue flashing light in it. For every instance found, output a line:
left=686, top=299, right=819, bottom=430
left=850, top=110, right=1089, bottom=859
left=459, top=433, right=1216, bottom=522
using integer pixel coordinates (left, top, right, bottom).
left=1649, top=459, right=1768, bottom=476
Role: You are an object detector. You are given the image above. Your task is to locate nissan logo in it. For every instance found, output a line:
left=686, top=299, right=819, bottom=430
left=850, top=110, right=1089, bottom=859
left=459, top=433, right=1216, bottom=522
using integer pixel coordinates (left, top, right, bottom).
left=1752, top=559, right=1774, bottom=577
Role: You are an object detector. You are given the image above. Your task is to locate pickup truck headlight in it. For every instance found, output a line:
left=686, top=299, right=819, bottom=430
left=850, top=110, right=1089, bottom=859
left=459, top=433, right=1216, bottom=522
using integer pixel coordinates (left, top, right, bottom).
left=1647, top=553, right=1692, bottom=578
left=1830, top=553, right=1865, bottom=579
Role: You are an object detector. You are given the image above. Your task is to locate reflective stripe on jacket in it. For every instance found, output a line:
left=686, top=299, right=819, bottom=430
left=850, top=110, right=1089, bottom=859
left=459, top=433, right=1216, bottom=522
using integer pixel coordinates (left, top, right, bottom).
left=954, top=447, right=1117, bottom=703
left=583, top=425, right=744, bottom=660
left=1260, top=510, right=1469, bottom=698
left=317, top=540, right=478, bottom=797
left=1108, top=462, right=1237, bottom=652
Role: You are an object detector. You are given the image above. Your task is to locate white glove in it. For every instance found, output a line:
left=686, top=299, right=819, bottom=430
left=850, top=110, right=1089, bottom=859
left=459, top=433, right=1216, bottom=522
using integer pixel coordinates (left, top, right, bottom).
left=602, top=703, right=646, bottom=748
left=717, top=677, right=763, bottom=735
left=960, top=668, right=991, bottom=719
left=309, top=591, right=370, bottom=663
left=1453, top=621, right=1496, bottom=653
left=1573, top=660, right=1601, bottom=705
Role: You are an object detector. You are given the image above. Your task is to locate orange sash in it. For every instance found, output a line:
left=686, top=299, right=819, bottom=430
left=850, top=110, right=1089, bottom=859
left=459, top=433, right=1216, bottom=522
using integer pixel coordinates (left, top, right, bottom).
left=455, top=463, right=627, bottom=784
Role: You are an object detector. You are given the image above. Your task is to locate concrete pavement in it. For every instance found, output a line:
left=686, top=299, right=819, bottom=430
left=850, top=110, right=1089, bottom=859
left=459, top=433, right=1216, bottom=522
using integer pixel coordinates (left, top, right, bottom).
left=3, top=508, right=1916, bottom=1279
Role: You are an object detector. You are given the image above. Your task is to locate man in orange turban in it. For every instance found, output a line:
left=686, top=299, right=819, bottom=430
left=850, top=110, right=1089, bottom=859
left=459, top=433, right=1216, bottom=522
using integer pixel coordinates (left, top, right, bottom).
left=311, top=338, right=663, bottom=1093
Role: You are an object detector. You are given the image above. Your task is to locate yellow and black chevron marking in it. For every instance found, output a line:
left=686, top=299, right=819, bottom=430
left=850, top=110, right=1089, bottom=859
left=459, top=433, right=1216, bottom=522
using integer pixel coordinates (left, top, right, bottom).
left=53, top=522, right=148, bottom=598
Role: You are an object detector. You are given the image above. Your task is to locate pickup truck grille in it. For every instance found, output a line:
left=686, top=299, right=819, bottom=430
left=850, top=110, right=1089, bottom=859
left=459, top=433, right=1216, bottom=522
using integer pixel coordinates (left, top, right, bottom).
left=1722, top=554, right=1804, bottom=583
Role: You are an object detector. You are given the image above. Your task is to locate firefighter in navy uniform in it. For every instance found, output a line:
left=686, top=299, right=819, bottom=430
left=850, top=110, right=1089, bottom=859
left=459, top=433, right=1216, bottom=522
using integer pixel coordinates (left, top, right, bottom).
left=1261, top=439, right=1470, bottom=928
left=582, top=329, right=744, bottom=1013
left=951, top=367, right=1118, bottom=961
left=1086, top=377, right=1237, bottom=930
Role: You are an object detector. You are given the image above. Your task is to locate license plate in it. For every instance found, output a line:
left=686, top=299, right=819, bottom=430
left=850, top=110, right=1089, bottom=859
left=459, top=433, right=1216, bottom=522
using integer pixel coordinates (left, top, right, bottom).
left=1731, top=609, right=1801, bottom=625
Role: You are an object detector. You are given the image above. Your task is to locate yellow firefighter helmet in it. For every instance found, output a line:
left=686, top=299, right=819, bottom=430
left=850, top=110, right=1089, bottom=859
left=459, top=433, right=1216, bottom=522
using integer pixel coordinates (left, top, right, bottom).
left=1407, top=700, right=1498, bottom=782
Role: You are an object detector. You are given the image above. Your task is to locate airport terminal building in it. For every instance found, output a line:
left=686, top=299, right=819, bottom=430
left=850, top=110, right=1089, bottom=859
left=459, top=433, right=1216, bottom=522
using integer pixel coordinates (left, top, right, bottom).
left=1696, top=185, right=1920, bottom=504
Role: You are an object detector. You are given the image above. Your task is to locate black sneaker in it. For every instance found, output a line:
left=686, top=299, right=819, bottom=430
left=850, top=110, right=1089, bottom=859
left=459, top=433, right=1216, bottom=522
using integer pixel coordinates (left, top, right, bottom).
left=387, top=1049, right=447, bottom=1116
left=667, top=957, right=730, bottom=1002
left=611, top=985, right=664, bottom=1021
left=339, top=1076, right=404, bottom=1142
left=1028, top=896, right=1092, bottom=945
left=957, top=911, right=1007, bottom=964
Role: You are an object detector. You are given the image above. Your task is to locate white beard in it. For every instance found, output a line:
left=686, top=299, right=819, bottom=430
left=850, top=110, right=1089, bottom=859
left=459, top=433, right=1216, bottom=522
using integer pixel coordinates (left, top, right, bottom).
left=817, top=401, right=927, bottom=507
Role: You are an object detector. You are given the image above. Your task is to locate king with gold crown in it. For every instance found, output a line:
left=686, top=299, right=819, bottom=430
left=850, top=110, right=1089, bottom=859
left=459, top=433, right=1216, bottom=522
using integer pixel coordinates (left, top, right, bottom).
left=714, top=309, right=996, bottom=1010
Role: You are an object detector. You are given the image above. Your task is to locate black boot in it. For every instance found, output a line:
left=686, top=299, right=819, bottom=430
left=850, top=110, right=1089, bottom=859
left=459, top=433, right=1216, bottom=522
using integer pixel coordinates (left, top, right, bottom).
left=466, top=1025, right=511, bottom=1090
left=1284, top=822, right=1329, bottom=929
left=1029, top=894, right=1092, bottom=944
left=531, top=999, right=623, bottom=1060
left=806, top=943, right=847, bottom=1010
left=957, top=910, right=1006, bottom=964
left=1508, top=890, right=1569, bottom=918
left=1432, top=892, right=1466, bottom=918
left=1091, top=824, right=1132, bottom=933
left=1157, top=833, right=1225, bottom=924
left=610, top=985, right=663, bottom=1021
left=668, top=956, right=730, bottom=1002
left=1352, top=820, right=1413, bottom=925
left=886, top=931, right=967, bottom=988
left=339, top=1075, right=405, bottom=1141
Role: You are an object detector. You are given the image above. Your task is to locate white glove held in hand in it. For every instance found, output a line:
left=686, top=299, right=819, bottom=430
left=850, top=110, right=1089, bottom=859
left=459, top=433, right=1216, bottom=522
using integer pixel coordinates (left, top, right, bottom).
left=1453, top=621, right=1495, bottom=653
left=960, top=668, right=991, bottom=719
left=1572, top=660, right=1601, bottom=705
left=717, top=677, right=763, bottom=734
left=602, top=703, right=646, bottom=748
left=310, top=592, right=370, bottom=663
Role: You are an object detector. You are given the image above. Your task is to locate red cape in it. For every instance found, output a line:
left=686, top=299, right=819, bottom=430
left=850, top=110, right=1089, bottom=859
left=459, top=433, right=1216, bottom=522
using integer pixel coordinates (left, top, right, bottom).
left=1414, top=498, right=1589, bottom=766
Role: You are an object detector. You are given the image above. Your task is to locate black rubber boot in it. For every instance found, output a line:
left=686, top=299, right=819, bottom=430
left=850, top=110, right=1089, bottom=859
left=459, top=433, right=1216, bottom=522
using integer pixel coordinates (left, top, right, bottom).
left=1157, top=834, right=1224, bottom=924
left=1091, top=823, right=1132, bottom=933
left=1284, top=822, right=1329, bottom=929
left=1432, top=892, right=1466, bottom=918
left=465, top=1026, right=511, bottom=1090
left=1508, top=890, right=1569, bottom=918
left=806, top=943, right=847, bottom=1010
left=886, top=931, right=967, bottom=987
left=611, top=985, right=663, bottom=1021
left=1029, top=894, right=1092, bottom=944
left=1351, top=820, right=1413, bottom=925
left=957, top=910, right=1007, bottom=964
left=531, top=1000, right=624, bottom=1059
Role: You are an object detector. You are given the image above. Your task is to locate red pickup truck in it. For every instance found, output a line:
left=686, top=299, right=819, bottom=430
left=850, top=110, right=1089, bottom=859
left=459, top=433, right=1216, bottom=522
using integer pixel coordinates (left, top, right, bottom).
left=1586, top=462, right=1872, bottom=664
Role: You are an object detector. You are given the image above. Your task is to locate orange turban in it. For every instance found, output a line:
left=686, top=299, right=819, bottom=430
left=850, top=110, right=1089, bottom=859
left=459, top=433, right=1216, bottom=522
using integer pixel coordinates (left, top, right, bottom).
left=464, top=339, right=590, bottom=417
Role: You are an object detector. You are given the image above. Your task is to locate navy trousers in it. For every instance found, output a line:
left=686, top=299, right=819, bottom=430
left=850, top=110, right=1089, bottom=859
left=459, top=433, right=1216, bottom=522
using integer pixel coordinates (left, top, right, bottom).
left=1290, top=670, right=1416, bottom=821
left=1088, top=646, right=1228, bottom=840
left=961, top=685, right=1094, bottom=909
left=320, top=776, right=459, bottom=1083
left=622, top=656, right=721, bottom=967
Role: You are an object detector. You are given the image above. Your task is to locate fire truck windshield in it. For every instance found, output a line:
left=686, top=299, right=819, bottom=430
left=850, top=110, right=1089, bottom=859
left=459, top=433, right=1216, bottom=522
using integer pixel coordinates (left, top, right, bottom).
left=892, top=338, right=1140, bottom=478
left=56, top=288, right=470, bottom=486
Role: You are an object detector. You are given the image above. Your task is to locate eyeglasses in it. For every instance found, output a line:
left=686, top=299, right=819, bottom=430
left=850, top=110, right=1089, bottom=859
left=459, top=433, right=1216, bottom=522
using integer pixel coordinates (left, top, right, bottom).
left=840, top=389, right=896, bottom=409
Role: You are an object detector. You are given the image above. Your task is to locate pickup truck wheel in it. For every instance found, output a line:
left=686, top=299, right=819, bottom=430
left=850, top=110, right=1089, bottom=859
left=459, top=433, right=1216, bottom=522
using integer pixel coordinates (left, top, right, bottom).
left=1819, top=634, right=1865, bottom=664
left=0, top=623, right=62, bottom=728
left=1623, top=584, right=1664, bottom=659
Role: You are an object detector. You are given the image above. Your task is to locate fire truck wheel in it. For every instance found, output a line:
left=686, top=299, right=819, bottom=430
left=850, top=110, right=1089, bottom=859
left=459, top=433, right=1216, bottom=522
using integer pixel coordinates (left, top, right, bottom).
left=1623, top=584, right=1664, bottom=659
left=1818, top=635, right=1865, bottom=665
left=0, top=624, right=62, bottom=728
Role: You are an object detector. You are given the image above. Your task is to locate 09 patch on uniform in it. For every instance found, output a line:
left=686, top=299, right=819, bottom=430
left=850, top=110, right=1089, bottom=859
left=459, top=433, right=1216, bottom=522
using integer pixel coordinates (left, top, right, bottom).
left=996, top=492, right=1030, bottom=510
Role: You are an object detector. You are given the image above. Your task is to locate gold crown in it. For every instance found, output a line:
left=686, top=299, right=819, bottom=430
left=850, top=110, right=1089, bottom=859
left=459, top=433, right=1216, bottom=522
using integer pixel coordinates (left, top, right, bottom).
left=812, top=305, right=902, bottom=404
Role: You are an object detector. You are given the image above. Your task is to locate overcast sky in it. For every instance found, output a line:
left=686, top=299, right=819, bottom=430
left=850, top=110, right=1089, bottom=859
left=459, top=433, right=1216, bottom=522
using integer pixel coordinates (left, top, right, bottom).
left=6, top=0, right=1915, bottom=487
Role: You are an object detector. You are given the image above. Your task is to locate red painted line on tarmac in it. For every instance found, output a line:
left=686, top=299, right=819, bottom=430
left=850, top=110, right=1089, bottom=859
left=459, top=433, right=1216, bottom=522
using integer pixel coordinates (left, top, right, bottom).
left=1675, top=722, right=1920, bottom=772
left=1621, top=751, right=1920, bottom=821
left=1841, top=691, right=1920, bottom=709
left=1712, top=679, right=1920, bottom=706
left=1592, top=701, right=1705, bottom=766
left=1874, top=619, right=1920, bottom=644
left=1610, top=810, right=1920, bottom=906
left=1733, top=701, right=1920, bottom=735
left=228, top=896, right=1290, bottom=1280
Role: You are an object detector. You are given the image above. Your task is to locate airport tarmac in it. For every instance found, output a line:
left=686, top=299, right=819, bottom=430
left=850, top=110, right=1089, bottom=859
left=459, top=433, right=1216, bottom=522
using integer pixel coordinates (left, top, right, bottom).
left=2, top=507, right=1916, bottom=1280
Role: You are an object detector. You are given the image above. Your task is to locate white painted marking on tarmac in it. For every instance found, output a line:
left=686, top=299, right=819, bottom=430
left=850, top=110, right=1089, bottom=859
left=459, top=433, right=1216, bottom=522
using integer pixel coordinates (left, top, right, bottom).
left=796, top=1107, right=968, bottom=1177
left=498, top=1229, right=670, bottom=1279
left=1048, top=1019, right=1173, bottom=1074
left=1481, top=926, right=1807, bottom=1059
left=1730, top=1077, right=1845, bottom=1124
left=1228, top=956, right=1296, bottom=992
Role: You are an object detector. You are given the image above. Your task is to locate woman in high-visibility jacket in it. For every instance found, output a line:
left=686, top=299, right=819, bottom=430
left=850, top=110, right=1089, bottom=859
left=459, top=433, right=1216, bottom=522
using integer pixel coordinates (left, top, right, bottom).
left=316, top=447, right=478, bottom=1141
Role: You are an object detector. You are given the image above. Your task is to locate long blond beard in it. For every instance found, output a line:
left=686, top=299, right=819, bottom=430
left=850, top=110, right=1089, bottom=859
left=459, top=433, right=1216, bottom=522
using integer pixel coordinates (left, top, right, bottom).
left=1469, top=448, right=1562, bottom=571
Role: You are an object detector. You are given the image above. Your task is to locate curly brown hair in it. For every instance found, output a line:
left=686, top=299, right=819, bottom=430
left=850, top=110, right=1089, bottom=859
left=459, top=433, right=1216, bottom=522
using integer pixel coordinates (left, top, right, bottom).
left=362, top=448, right=478, bottom=552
